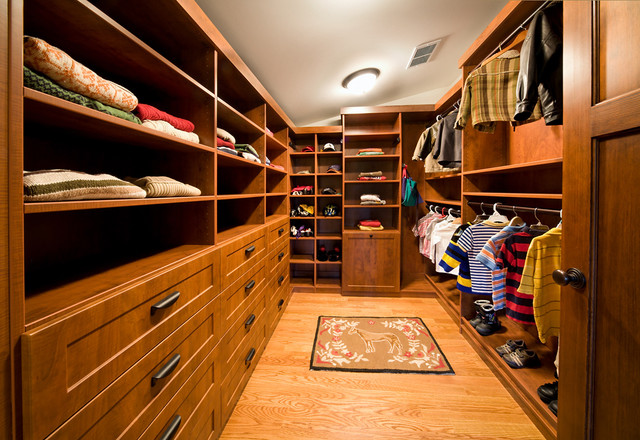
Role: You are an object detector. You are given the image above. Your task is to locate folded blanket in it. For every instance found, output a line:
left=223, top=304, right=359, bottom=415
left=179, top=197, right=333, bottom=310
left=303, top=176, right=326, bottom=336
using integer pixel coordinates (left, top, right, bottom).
left=134, top=103, right=194, bottom=132
left=235, top=143, right=260, bottom=159
left=24, top=169, right=146, bottom=202
left=357, top=151, right=384, bottom=156
left=217, top=146, right=238, bottom=156
left=357, top=176, right=387, bottom=181
left=23, top=66, right=141, bottom=125
left=217, top=137, right=235, bottom=149
left=358, top=224, right=385, bottom=231
left=127, top=176, right=201, bottom=197
left=142, top=120, right=199, bottom=143
left=24, top=36, right=138, bottom=112
left=241, top=152, right=261, bottom=163
left=358, top=148, right=383, bottom=153
left=360, top=194, right=384, bottom=203
left=358, top=171, right=383, bottom=177
left=216, top=128, right=236, bottom=144
left=358, top=219, right=382, bottom=227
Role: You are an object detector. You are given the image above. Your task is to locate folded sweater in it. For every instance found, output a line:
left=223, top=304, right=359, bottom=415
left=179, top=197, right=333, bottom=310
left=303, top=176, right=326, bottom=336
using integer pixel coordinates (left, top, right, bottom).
left=128, top=176, right=201, bottom=197
left=358, top=171, right=383, bottom=177
left=216, top=128, right=236, bottom=144
left=142, top=120, right=199, bottom=143
left=134, top=103, right=195, bottom=132
left=217, top=137, right=235, bottom=149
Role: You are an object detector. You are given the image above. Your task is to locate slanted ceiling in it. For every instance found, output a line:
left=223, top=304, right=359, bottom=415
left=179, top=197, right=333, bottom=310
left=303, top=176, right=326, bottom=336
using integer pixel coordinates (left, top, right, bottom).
left=195, top=0, right=509, bottom=126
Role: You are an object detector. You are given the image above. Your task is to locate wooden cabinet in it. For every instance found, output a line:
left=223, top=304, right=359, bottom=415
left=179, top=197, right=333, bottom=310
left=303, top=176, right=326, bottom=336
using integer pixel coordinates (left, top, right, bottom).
left=342, top=231, right=400, bottom=292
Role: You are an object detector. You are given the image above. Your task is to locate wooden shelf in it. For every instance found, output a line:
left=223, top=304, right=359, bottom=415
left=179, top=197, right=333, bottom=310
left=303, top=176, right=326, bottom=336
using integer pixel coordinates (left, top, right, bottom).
left=463, top=158, right=563, bottom=176
left=425, top=272, right=460, bottom=323
left=343, top=132, right=400, bottom=142
left=290, top=254, right=314, bottom=264
left=265, top=214, right=288, bottom=223
left=316, top=216, right=342, bottom=220
left=316, top=194, right=343, bottom=198
left=316, top=234, right=342, bottom=240
left=344, top=154, right=401, bottom=160
left=316, top=172, right=342, bottom=176
left=290, top=216, right=316, bottom=220
left=217, top=149, right=265, bottom=168
left=265, top=133, right=287, bottom=151
left=424, top=198, right=462, bottom=207
left=289, top=237, right=315, bottom=241
left=316, top=277, right=342, bottom=289
left=344, top=204, right=400, bottom=208
left=290, top=277, right=314, bottom=287
left=217, top=223, right=263, bottom=244
left=289, top=194, right=315, bottom=198
left=343, top=227, right=400, bottom=233
left=425, top=171, right=462, bottom=180
left=289, top=152, right=316, bottom=156
left=216, top=194, right=264, bottom=200
left=316, top=260, right=342, bottom=265
left=463, top=192, right=563, bottom=200
left=344, top=179, right=400, bottom=184
left=266, top=166, right=288, bottom=175
left=24, top=196, right=216, bottom=214
left=316, top=151, right=343, bottom=156
left=217, top=97, right=264, bottom=137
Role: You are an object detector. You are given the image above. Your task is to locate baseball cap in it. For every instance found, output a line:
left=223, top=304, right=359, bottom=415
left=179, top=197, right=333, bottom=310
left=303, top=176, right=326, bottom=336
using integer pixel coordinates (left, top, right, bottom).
left=326, top=164, right=341, bottom=173
left=322, top=143, right=336, bottom=151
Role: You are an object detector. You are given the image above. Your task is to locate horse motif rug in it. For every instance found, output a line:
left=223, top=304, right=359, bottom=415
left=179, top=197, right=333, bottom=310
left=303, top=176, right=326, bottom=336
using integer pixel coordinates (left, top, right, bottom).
left=310, top=316, right=454, bottom=374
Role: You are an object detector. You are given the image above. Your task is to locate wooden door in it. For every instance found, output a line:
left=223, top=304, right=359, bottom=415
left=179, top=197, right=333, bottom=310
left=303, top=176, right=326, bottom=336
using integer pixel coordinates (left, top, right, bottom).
left=342, top=232, right=400, bottom=292
left=561, top=2, right=640, bottom=439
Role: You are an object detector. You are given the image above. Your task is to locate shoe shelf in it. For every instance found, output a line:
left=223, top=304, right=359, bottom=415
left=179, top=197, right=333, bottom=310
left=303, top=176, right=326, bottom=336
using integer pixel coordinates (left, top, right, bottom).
left=289, top=237, right=315, bottom=241
left=315, top=260, right=342, bottom=265
left=425, top=271, right=460, bottom=323
left=290, top=254, right=315, bottom=264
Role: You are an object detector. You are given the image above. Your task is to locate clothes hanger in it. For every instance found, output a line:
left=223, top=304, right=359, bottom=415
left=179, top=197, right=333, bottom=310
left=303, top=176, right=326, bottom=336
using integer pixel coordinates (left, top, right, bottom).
left=480, top=28, right=528, bottom=67
left=473, top=202, right=490, bottom=224
left=556, top=209, right=562, bottom=229
left=487, top=203, right=509, bottom=223
left=530, top=207, right=550, bottom=231
left=508, top=205, right=525, bottom=226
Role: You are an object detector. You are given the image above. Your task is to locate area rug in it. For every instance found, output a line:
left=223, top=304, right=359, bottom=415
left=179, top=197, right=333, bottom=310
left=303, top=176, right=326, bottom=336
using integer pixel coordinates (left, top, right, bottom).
left=310, top=316, right=454, bottom=374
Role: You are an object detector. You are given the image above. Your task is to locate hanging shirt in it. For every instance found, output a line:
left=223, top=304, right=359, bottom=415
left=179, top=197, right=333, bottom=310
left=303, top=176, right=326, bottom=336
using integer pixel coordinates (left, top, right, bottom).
left=495, top=228, right=546, bottom=324
left=433, top=110, right=462, bottom=168
left=423, top=214, right=447, bottom=259
left=413, top=212, right=435, bottom=255
left=431, top=220, right=461, bottom=274
left=438, top=223, right=473, bottom=293
left=455, top=50, right=542, bottom=134
left=518, top=228, right=562, bottom=343
left=476, top=224, right=528, bottom=310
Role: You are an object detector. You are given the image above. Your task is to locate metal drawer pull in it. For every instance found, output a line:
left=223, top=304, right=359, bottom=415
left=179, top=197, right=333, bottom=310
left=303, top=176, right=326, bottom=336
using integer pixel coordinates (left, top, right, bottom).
left=158, top=415, right=181, bottom=440
left=151, top=353, right=181, bottom=386
left=278, top=299, right=285, bottom=310
left=245, top=245, right=256, bottom=254
left=150, top=291, right=180, bottom=315
left=278, top=252, right=285, bottom=260
left=245, top=348, right=256, bottom=367
left=278, top=228, right=284, bottom=234
left=245, top=279, right=255, bottom=291
left=278, top=275, right=284, bottom=285
left=245, top=314, right=256, bottom=329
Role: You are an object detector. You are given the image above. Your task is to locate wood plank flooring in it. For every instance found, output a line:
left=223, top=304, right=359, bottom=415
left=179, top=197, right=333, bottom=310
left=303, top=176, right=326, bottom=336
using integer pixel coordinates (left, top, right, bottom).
left=220, top=292, right=545, bottom=440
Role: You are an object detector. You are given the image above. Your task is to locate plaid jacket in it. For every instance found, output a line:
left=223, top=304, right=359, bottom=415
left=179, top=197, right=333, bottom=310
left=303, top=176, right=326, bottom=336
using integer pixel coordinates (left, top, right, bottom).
left=455, top=50, right=541, bottom=133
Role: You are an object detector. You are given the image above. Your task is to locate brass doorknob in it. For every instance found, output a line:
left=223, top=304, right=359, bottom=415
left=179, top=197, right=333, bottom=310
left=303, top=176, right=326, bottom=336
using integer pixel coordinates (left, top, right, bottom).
left=553, top=268, right=586, bottom=289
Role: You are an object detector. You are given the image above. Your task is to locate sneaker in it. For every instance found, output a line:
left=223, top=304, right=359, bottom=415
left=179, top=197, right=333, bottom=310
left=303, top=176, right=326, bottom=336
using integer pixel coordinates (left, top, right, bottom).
left=548, top=400, right=558, bottom=416
left=475, top=304, right=501, bottom=336
left=318, top=245, right=328, bottom=261
left=290, top=225, right=298, bottom=237
left=328, top=246, right=341, bottom=261
left=537, top=381, right=558, bottom=403
left=503, top=348, right=540, bottom=369
left=470, top=299, right=492, bottom=328
left=495, top=339, right=527, bottom=356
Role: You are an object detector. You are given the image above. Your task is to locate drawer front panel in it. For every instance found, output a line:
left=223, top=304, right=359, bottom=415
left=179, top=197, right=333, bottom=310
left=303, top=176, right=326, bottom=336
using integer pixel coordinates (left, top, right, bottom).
left=48, top=296, right=221, bottom=440
left=221, top=259, right=266, bottom=330
left=21, top=250, right=219, bottom=440
left=220, top=228, right=266, bottom=290
left=267, top=270, right=290, bottom=335
left=267, top=239, right=289, bottom=277
left=221, top=323, right=267, bottom=424
left=267, top=218, right=289, bottom=249
left=221, top=291, right=266, bottom=380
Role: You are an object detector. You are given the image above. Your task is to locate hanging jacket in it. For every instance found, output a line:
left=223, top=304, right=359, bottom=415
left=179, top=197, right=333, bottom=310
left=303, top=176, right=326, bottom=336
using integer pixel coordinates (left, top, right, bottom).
left=514, top=4, right=563, bottom=125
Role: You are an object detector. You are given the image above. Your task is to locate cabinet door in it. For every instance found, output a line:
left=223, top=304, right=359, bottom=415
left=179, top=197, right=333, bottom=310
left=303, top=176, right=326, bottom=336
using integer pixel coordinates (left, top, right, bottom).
left=342, top=232, right=399, bottom=292
left=562, top=2, right=640, bottom=438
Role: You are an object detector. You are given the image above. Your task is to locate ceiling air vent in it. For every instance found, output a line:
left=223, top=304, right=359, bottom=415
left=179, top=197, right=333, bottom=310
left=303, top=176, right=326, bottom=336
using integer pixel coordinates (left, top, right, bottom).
left=407, top=39, right=441, bottom=69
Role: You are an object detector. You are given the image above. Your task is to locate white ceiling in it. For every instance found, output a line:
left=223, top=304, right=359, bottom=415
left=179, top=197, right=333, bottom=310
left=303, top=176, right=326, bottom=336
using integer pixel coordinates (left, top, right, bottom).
left=195, top=0, right=509, bottom=127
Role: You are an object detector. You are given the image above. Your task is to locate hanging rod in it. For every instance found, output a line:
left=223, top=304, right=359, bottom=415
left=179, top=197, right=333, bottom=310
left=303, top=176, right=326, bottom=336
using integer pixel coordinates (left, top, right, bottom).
left=475, top=0, right=554, bottom=69
left=467, top=201, right=561, bottom=216
left=428, top=204, right=461, bottom=217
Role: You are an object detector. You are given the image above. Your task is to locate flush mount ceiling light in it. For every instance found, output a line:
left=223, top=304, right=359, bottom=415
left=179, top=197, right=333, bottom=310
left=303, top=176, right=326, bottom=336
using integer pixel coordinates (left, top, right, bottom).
left=342, top=68, right=380, bottom=94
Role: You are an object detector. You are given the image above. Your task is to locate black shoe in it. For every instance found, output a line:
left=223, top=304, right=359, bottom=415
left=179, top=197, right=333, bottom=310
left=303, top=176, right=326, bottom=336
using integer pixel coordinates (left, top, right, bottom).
left=475, top=304, right=501, bottom=336
left=470, top=299, right=491, bottom=328
left=537, top=381, right=558, bottom=403
left=318, top=245, right=328, bottom=262
left=548, top=400, right=558, bottom=416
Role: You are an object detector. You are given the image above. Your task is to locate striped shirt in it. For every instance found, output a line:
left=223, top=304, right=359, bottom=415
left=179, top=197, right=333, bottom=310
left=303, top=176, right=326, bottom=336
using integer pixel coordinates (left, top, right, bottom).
left=495, top=229, right=546, bottom=324
left=518, top=228, right=562, bottom=343
left=456, top=222, right=509, bottom=295
left=439, top=223, right=472, bottom=293
left=476, top=224, right=527, bottom=310
left=455, top=50, right=542, bottom=134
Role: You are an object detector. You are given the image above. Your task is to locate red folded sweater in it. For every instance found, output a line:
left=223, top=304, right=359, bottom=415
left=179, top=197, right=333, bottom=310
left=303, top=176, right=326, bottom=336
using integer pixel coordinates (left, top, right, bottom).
left=217, top=137, right=235, bottom=149
left=358, top=219, right=381, bottom=227
left=135, top=103, right=195, bottom=132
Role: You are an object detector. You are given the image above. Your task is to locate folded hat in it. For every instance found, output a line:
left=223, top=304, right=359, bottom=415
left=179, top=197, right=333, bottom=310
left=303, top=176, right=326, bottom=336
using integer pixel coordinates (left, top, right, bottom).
left=322, top=143, right=335, bottom=151
left=297, top=170, right=312, bottom=174
left=321, top=187, right=340, bottom=195
left=301, top=146, right=314, bottom=152
left=326, top=164, right=341, bottom=173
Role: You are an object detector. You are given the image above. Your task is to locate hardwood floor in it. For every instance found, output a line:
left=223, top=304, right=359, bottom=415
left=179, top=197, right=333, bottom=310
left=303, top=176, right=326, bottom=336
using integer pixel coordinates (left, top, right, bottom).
left=220, top=292, right=545, bottom=440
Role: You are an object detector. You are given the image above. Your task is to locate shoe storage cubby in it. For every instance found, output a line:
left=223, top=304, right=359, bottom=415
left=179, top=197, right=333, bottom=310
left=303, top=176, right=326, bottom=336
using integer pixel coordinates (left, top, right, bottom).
left=266, top=169, right=288, bottom=194
left=315, top=218, right=342, bottom=238
left=289, top=153, right=315, bottom=174
left=217, top=156, right=264, bottom=196
left=316, top=153, right=342, bottom=174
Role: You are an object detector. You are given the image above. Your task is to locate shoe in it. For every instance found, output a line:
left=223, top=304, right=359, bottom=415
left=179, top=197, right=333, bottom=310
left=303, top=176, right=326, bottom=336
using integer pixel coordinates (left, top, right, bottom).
left=537, top=381, right=558, bottom=404
left=502, top=348, right=540, bottom=369
left=495, top=339, right=527, bottom=356
left=328, top=246, right=340, bottom=261
left=475, top=304, right=501, bottom=336
left=470, top=299, right=492, bottom=328
left=305, top=228, right=313, bottom=237
left=548, top=400, right=558, bottom=416
left=290, top=225, right=298, bottom=237
left=318, top=245, right=328, bottom=261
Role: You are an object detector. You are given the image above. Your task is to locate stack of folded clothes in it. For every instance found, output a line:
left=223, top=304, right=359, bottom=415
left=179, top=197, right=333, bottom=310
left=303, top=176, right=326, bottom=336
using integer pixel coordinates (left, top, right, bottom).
left=126, top=176, right=201, bottom=197
left=216, top=128, right=237, bottom=155
left=135, top=103, right=199, bottom=143
left=23, top=36, right=141, bottom=124
left=235, top=144, right=261, bottom=163
left=360, top=194, right=386, bottom=205
left=357, top=148, right=384, bottom=156
left=357, top=171, right=386, bottom=181
left=357, top=220, right=384, bottom=231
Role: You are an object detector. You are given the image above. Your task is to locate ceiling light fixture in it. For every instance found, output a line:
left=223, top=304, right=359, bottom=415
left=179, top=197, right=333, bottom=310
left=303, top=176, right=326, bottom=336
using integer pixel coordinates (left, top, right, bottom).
left=342, top=68, right=380, bottom=94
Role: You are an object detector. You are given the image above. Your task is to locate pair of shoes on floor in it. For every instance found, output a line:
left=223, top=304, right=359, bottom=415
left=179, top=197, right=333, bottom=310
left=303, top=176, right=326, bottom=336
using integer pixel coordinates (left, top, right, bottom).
left=469, top=299, right=501, bottom=336
left=537, top=380, right=558, bottom=404
left=318, top=245, right=340, bottom=261
left=495, top=339, right=539, bottom=368
left=495, top=339, right=527, bottom=356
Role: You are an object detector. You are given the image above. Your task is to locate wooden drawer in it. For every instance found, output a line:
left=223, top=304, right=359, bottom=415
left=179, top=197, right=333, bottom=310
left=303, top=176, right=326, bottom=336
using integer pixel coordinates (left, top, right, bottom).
left=221, top=258, right=266, bottom=331
left=267, top=268, right=290, bottom=335
left=267, top=217, right=289, bottom=249
left=221, top=290, right=266, bottom=380
left=220, top=227, right=266, bottom=290
left=21, top=250, right=220, bottom=440
left=140, top=345, right=221, bottom=440
left=267, top=238, right=289, bottom=278
left=221, top=323, right=267, bottom=424
left=267, top=265, right=290, bottom=306
left=47, top=296, right=221, bottom=439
